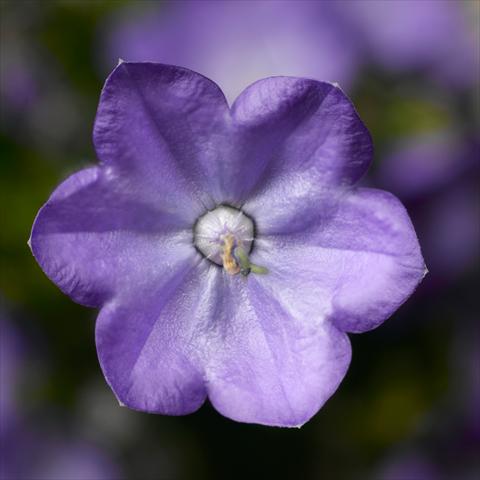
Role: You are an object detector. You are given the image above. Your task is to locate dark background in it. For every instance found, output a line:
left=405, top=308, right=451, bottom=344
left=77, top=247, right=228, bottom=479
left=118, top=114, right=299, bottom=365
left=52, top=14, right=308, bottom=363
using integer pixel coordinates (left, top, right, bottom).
left=1, top=1, right=478, bottom=479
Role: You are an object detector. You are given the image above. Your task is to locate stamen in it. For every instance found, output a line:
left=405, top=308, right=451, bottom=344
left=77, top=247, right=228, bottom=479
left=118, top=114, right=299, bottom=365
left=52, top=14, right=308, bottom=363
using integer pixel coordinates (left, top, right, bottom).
left=221, top=233, right=241, bottom=275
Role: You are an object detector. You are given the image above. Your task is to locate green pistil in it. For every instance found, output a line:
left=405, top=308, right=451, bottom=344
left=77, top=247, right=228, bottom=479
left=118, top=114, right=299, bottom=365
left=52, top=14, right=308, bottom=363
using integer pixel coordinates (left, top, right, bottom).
left=234, top=247, right=268, bottom=276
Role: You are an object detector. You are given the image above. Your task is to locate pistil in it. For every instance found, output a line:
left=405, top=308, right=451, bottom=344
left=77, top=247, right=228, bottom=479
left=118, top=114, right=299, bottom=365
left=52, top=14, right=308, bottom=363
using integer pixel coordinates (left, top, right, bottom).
left=221, top=233, right=268, bottom=276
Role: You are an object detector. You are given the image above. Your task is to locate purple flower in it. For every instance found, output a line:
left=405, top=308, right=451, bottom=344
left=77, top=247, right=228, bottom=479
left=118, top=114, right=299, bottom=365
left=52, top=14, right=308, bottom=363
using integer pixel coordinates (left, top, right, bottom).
left=30, top=62, right=425, bottom=427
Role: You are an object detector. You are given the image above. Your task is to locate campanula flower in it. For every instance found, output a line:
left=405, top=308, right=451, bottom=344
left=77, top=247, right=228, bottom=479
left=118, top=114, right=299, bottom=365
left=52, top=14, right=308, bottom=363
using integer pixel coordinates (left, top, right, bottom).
left=30, top=62, right=425, bottom=426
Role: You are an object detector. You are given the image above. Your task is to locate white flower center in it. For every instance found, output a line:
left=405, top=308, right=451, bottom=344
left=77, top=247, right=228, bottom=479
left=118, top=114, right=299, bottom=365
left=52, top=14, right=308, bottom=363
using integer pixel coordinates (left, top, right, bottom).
left=194, top=205, right=254, bottom=270
left=194, top=205, right=268, bottom=276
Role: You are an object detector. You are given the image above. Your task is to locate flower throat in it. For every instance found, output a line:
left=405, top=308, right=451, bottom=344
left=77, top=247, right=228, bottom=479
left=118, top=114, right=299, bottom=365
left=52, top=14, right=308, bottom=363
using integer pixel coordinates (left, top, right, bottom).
left=194, top=205, right=267, bottom=276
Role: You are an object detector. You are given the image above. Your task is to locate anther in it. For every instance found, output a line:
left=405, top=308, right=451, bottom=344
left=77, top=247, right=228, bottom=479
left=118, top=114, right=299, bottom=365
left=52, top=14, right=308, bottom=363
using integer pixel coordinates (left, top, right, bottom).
left=221, top=234, right=241, bottom=275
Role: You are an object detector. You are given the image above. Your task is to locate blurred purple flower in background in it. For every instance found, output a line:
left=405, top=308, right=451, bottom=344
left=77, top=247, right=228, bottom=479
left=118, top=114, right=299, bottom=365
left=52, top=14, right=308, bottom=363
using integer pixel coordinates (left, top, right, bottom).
left=375, top=319, right=480, bottom=479
left=376, top=452, right=440, bottom=480
left=103, top=0, right=478, bottom=98
left=0, top=315, right=23, bottom=442
left=0, top=309, right=122, bottom=480
left=0, top=6, right=38, bottom=115
left=2, top=432, right=121, bottom=480
left=103, top=0, right=360, bottom=102
left=30, top=62, right=425, bottom=427
left=339, top=0, right=478, bottom=89
left=26, top=440, right=121, bottom=480
left=378, top=133, right=479, bottom=283
left=0, top=2, right=91, bottom=159
left=378, top=133, right=476, bottom=200
left=0, top=57, right=37, bottom=114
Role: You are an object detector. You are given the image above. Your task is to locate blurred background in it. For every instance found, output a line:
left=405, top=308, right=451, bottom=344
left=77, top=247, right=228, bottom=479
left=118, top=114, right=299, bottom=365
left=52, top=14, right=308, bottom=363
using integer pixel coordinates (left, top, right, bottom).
left=1, top=1, right=478, bottom=479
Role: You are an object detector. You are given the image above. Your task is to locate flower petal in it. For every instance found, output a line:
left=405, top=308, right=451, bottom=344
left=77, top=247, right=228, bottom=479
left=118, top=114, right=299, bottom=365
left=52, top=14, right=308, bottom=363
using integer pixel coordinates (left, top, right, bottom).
left=93, top=61, right=230, bottom=210
left=96, top=262, right=219, bottom=415
left=205, top=275, right=351, bottom=427
left=226, top=77, right=372, bottom=204
left=29, top=167, right=195, bottom=307
left=251, top=188, right=426, bottom=333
